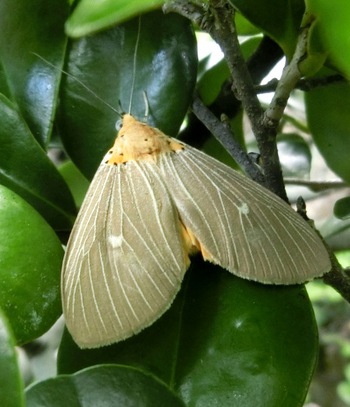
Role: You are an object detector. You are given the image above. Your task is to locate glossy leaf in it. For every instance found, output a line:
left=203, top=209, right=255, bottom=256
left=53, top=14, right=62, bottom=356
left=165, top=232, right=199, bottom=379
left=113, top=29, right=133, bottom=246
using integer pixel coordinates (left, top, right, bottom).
left=59, top=160, right=90, bottom=208
left=58, top=260, right=318, bottom=407
left=59, top=11, right=197, bottom=179
left=0, top=185, right=63, bottom=345
left=0, top=0, right=69, bottom=146
left=297, top=13, right=328, bottom=77
left=66, top=0, right=164, bottom=38
left=0, top=308, right=25, bottom=407
left=334, top=197, right=350, bottom=220
left=231, top=0, right=305, bottom=58
left=25, top=365, right=185, bottom=407
left=198, top=59, right=230, bottom=106
left=306, top=0, right=350, bottom=77
left=305, top=81, right=350, bottom=183
left=0, top=58, right=11, bottom=99
left=0, top=94, right=76, bottom=230
left=235, top=12, right=261, bottom=36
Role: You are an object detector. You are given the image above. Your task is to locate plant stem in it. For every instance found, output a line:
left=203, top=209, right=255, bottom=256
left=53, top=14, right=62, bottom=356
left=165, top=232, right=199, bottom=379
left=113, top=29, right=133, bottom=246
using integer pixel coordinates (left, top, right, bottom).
left=255, top=74, right=346, bottom=94
left=192, top=94, right=266, bottom=184
left=323, top=253, right=350, bottom=304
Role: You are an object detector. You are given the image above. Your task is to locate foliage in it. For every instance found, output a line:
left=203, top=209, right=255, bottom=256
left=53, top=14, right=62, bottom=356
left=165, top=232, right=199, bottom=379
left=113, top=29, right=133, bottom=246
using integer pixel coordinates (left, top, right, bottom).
left=0, top=0, right=349, bottom=406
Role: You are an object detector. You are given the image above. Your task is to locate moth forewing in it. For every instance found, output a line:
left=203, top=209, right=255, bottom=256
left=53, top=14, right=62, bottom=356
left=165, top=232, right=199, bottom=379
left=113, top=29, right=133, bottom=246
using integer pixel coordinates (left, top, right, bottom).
left=158, top=139, right=331, bottom=285
left=62, top=156, right=189, bottom=348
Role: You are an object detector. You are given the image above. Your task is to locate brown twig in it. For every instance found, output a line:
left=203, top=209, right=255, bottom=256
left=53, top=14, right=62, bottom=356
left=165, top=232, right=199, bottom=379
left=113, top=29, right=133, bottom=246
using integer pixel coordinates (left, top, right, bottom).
left=284, top=178, right=348, bottom=192
left=255, top=75, right=346, bottom=94
left=323, top=258, right=350, bottom=303
left=191, top=94, right=266, bottom=184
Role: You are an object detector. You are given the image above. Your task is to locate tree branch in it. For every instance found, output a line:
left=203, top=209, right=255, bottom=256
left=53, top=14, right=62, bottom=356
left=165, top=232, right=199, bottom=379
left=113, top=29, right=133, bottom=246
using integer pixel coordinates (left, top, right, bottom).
left=179, top=36, right=283, bottom=152
left=163, top=0, right=207, bottom=26
left=262, top=27, right=309, bottom=125
left=255, top=74, right=346, bottom=94
left=323, top=261, right=350, bottom=303
left=164, top=0, right=263, bottom=122
left=207, top=3, right=264, bottom=119
left=191, top=94, right=266, bottom=184
left=284, top=178, right=348, bottom=192
left=207, top=0, right=289, bottom=200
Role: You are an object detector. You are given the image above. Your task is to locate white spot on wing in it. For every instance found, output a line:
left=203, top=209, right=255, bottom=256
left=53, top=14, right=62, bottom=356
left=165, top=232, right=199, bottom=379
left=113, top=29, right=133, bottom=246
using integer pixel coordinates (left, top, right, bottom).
left=238, top=203, right=249, bottom=215
left=108, top=235, right=123, bottom=249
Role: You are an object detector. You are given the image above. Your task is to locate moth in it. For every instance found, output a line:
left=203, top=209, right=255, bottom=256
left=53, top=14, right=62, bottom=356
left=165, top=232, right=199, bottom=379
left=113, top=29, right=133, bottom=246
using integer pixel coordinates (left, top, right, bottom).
left=62, top=114, right=330, bottom=348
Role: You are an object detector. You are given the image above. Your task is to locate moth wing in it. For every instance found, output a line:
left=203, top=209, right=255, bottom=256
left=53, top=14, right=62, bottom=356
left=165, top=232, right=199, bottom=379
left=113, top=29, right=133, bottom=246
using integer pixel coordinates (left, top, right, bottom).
left=159, top=145, right=330, bottom=284
left=62, top=161, right=188, bottom=348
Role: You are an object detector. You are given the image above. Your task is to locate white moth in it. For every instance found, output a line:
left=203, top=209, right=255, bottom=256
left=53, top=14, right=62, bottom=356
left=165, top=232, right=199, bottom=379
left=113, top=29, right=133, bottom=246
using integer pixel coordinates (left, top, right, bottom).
left=62, top=114, right=331, bottom=348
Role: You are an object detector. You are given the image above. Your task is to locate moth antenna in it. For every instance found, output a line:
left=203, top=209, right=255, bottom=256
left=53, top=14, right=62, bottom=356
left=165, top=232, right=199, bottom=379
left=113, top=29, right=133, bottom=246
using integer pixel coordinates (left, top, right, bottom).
left=142, top=91, right=150, bottom=122
left=128, top=15, right=142, bottom=114
left=117, top=99, right=124, bottom=114
left=31, top=52, right=123, bottom=118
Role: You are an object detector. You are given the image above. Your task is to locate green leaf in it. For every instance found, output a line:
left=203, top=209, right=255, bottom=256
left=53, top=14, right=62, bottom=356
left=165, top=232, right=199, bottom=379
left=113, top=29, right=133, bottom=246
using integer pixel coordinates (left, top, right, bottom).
left=0, top=0, right=69, bottom=146
left=0, top=58, right=11, bottom=99
left=338, top=381, right=350, bottom=405
left=198, top=58, right=230, bottom=106
left=305, top=80, right=350, bottom=183
left=0, top=94, right=76, bottom=230
left=59, top=160, right=90, bottom=209
left=0, top=185, right=63, bottom=345
left=66, top=0, right=165, bottom=38
left=230, top=0, right=305, bottom=58
left=306, top=0, right=350, bottom=77
left=58, top=261, right=318, bottom=407
left=59, top=11, right=197, bottom=179
left=26, top=365, right=185, bottom=406
left=0, top=308, right=25, bottom=407
left=297, top=16, right=328, bottom=77
left=334, top=197, right=350, bottom=220
left=235, top=12, right=261, bottom=36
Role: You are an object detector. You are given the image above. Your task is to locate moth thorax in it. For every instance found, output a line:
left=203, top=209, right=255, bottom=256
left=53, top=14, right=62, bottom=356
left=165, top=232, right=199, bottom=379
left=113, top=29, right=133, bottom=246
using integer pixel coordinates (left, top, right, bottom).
left=106, top=114, right=185, bottom=165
